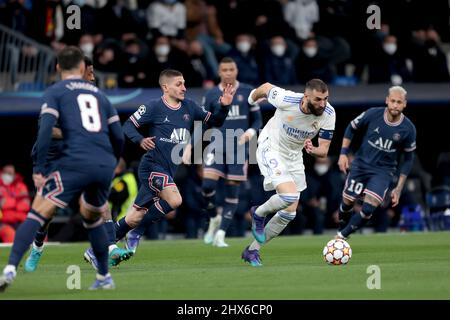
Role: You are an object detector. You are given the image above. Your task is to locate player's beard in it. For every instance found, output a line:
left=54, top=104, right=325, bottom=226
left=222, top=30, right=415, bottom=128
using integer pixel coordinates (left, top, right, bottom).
left=307, top=100, right=324, bottom=116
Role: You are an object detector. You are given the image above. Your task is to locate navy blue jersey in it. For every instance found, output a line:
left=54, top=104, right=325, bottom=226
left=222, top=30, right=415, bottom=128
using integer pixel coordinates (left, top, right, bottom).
left=35, top=78, right=123, bottom=174
left=350, top=107, right=416, bottom=174
left=123, top=97, right=229, bottom=176
left=203, top=82, right=261, bottom=134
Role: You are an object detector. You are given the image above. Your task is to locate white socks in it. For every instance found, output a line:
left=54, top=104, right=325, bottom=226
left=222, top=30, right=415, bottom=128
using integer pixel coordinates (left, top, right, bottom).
left=255, top=193, right=299, bottom=218
left=249, top=210, right=296, bottom=251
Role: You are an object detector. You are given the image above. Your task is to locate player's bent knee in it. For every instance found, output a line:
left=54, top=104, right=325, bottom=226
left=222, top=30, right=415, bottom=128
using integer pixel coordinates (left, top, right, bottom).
left=80, top=209, right=101, bottom=221
left=361, top=202, right=377, bottom=218
left=278, top=193, right=300, bottom=208
left=125, top=208, right=146, bottom=227
left=285, top=201, right=299, bottom=212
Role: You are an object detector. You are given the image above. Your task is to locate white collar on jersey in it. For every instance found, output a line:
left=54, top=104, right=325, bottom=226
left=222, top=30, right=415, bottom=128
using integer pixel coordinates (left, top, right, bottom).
left=383, top=108, right=404, bottom=126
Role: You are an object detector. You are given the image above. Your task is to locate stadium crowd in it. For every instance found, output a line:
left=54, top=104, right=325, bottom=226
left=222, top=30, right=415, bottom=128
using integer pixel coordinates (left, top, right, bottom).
left=1, top=0, right=449, bottom=88
left=0, top=0, right=450, bottom=242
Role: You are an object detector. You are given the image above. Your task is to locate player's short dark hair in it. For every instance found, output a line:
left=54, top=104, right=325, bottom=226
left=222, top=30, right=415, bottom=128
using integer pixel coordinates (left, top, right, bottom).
left=305, top=79, right=328, bottom=93
left=220, top=57, right=236, bottom=65
left=84, top=56, right=93, bottom=67
left=159, top=69, right=183, bottom=86
left=57, top=46, right=84, bottom=71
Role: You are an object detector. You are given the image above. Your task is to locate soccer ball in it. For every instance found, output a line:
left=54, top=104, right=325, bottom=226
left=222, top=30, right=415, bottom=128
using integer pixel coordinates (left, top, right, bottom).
left=323, top=239, right=352, bottom=265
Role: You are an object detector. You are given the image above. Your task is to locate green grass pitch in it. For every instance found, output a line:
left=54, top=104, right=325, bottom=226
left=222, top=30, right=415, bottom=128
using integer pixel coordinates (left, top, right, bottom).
left=1, top=231, right=449, bottom=300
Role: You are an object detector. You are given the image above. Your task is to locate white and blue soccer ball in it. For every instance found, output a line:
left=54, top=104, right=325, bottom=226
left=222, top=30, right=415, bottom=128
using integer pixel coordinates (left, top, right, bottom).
left=323, top=239, right=352, bottom=265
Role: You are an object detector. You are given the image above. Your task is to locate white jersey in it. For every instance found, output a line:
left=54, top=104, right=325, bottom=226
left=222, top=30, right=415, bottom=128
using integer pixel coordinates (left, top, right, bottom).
left=258, top=86, right=336, bottom=165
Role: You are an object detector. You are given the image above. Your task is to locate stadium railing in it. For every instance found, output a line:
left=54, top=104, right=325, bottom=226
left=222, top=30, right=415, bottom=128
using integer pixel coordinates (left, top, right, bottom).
left=0, top=24, right=56, bottom=92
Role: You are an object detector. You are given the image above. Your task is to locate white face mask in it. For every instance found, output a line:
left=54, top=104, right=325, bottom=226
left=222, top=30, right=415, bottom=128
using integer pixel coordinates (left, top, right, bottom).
left=236, top=41, right=251, bottom=54
left=314, top=164, right=329, bottom=176
left=271, top=44, right=286, bottom=57
left=303, top=46, right=318, bottom=58
left=155, top=44, right=170, bottom=57
left=1, top=173, right=14, bottom=185
left=383, top=43, right=397, bottom=55
left=80, top=43, right=94, bottom=54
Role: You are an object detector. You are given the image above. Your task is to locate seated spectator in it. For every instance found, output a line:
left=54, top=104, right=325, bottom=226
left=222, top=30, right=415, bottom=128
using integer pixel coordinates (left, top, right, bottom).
left=147, top=0, right=186, bottom=39
left=228, top=33, right=260, bottom=86
left=118, top=38, right=149, bottom=88
left=185, top=0, right=231, bottom=79
left=368, top=35, right=411, bottom=85
left=409, top=28, right=450, bottom=82
left=185, top=40, right=214, bottom=87
left=263, top=35, right=298, bottom=85
left=0, top=165, right=30, bottom=243
left=146, top=35, right=198, bottom=87
left=79, top=34, right=96, bottom=60
left=296, top=37, right=335, bottom=83
left=282, top=0, right=319, bottom=41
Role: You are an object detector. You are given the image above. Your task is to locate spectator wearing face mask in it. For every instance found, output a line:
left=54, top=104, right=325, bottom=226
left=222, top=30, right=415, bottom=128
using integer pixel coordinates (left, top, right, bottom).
left=367, top=35, right=411, bottom=85
left=228, top=33, right=260, bottom=86
left=263, top=35, right=298, bottom=85
left=146, top=35, right=198, bottom=87
left=79, top=34, right=96, bottom=60
left=295, top=37, right=335, bottom=83
left=0, top=165, right=30, bottom=243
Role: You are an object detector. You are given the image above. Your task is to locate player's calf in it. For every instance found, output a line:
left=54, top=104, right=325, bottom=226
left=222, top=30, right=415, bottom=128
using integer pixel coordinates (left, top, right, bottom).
left=339, top=202, right=377, bottom=238
left=338, top=202, right=354, bottom=231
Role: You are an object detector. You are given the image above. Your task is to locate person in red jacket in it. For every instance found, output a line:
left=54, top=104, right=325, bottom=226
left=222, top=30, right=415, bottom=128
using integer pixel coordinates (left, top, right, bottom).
left=0, top=165, right=31, bottom=243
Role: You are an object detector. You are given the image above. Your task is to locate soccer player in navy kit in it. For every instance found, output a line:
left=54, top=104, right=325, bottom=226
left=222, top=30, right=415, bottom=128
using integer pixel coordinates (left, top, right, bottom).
left=190, top=57, right=262, bottom=247
left=0, top=47, right=124, bottom=291
left=336, top=86, right=416, bottom=239
left=111, top=69, right=235, bottom=253
left=24, top=56, right=131, bottom=273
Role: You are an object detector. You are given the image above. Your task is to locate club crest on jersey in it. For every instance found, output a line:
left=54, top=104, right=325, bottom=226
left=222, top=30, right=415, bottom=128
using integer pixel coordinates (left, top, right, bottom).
left=138, top=105, right=146, bottom=115
left=237, top=94, right=243, bottom=102
left=183, top=114, right=191, bottom=122
left=392, top=133, right=401, bottom=141
left=312, top=122, right=319, bottom=130
left=286, top=115, right=294, bottom=122
left=270, top=89, right=278, bottom=100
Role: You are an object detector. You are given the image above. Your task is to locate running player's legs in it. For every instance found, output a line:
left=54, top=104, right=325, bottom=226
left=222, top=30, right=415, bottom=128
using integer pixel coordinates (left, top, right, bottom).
left=115, top=163, right=179, bottom=243
left=242, top=146, right=302, bottom=266
left=337, top=167, right=369, bottom=230
left=338, top=171, right=391, bottom=239
left=203, top=150, right=225, bottom=219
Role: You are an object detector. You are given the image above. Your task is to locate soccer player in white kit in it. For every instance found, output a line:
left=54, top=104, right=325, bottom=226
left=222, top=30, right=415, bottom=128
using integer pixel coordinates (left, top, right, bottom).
left=242, top=79, right=336, bottom=266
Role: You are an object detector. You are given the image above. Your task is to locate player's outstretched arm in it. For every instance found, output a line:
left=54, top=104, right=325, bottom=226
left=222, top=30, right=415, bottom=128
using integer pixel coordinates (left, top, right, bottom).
left=219, top=83, right=236, bottom=106
left=205, top=84, right=236, bottom=128
left=248, top=82, right=274, bottom=105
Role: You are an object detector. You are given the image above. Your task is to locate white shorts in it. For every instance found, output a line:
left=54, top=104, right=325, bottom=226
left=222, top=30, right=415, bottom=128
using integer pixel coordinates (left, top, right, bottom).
left=256, top=138, right=307, bottom=192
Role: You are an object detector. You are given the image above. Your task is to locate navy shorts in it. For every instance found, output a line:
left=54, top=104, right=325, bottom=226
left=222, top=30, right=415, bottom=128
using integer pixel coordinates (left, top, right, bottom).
left=203, top=149, right=248, bottom=181
left=342, top=166, right=393, bottom=204
left=39, top=166, right=114, bottom=211
left=134, top=162, right=176, bottom=210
